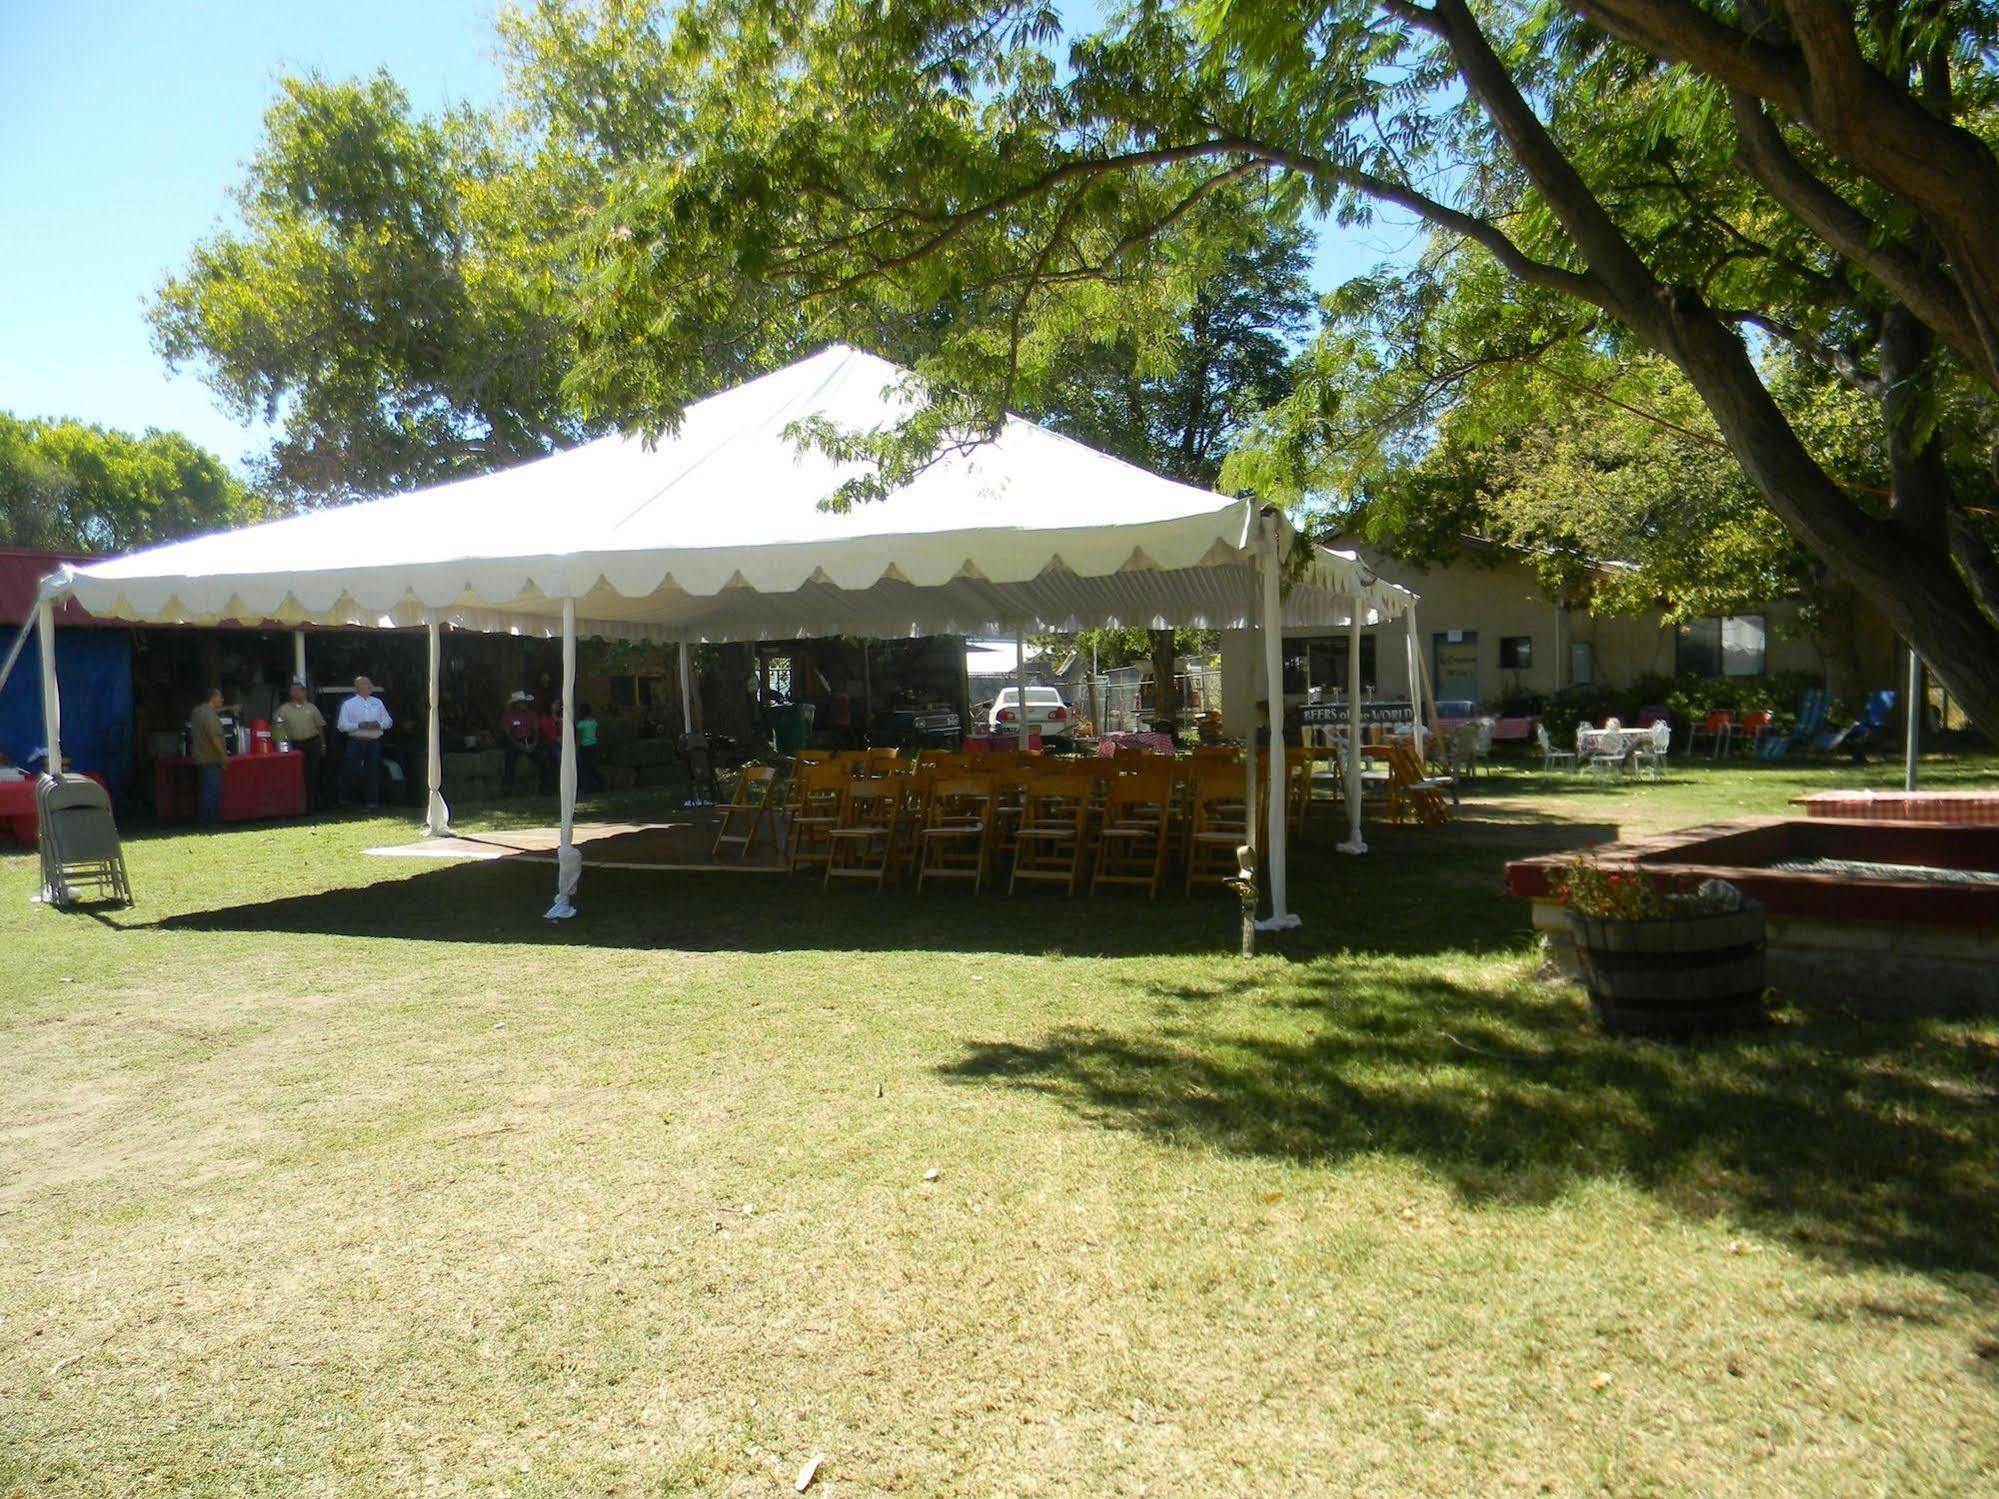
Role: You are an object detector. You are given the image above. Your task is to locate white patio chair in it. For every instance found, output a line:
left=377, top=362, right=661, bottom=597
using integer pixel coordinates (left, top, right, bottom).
left=1587, top=729, right=1629, bottom=785
left=1537, top=721, right=1577, bottom=773
left=1632, top=721, right=1671, bottom=781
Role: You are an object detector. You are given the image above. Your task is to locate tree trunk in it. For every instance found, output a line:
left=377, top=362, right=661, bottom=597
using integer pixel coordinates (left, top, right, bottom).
left=1148, top=629, right=1180, bottom=732
left=1649, top=302, right=1999, bottom=737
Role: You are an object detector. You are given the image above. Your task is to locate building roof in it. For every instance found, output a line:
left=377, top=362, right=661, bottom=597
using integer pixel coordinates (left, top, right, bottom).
left=0, top=547, right=108, bottom=627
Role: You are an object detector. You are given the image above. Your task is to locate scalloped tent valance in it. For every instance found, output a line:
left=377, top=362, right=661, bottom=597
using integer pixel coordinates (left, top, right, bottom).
left=51, top=344, right=1413, bottom=639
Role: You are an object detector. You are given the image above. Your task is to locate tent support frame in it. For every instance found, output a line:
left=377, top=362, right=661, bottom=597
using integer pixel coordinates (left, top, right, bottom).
left=1254, top=511, right=1301, bottom=931
left=1338, top=596, right=1367, bottom=855
left=423, top=615, right=453, bottom=838
left=545, top=598, right=581, bottom=919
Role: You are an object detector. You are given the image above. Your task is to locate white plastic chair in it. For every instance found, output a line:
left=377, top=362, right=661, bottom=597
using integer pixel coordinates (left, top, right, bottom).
left=1632, top=721, right=1671, bottom=781
left=1536, top=721, right=1575, bottom=773
left=1588, top=729, right=1629, bottom=785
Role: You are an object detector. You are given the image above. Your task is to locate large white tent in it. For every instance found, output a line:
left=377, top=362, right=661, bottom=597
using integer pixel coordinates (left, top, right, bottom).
left=31, top=345, right=1424, bottom=925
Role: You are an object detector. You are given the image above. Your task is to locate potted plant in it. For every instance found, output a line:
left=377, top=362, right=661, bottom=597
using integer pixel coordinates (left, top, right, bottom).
left=1554, top=856, right=1767, bottom=1035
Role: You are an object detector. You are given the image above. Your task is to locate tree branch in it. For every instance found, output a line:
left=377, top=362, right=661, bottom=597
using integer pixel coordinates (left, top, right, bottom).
left=1727, top=90, right=1995, bottom=386
left=1720, top=308, right=1883, bottom=397
left=1564, top=0, right=1805, bottom=111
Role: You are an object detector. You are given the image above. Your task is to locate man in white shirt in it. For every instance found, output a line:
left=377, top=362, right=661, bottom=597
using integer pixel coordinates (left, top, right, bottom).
left=335, top=675, right=394, bottom=809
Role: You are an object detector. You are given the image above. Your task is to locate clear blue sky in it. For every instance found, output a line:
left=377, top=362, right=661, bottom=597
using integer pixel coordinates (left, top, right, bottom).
left=0, top=0, right=505, bottom=468
left=0, top=1, right=1414, bottom=475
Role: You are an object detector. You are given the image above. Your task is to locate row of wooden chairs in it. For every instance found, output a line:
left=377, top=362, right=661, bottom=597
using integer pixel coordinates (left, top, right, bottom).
left=764, top=763, right=1258, bottom=898
left=715, top=740, right=1442, bottom=871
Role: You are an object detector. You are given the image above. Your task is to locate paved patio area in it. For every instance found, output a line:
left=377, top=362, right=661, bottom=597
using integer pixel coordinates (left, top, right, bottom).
left=366, top=812, right=788, bottom=872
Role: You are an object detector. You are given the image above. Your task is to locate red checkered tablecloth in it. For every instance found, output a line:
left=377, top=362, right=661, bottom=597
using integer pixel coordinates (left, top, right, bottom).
left=1795, top=790, right=1999, bottom=827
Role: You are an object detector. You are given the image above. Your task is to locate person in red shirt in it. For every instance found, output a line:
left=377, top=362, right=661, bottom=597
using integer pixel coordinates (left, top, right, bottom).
left=498, top=691, right=540, bottom=794
left=536, top=702, right=561, bottom=793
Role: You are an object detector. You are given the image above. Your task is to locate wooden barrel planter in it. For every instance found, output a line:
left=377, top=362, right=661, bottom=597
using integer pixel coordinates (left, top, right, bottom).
left=1566, top=902, right=1767, bottom=1035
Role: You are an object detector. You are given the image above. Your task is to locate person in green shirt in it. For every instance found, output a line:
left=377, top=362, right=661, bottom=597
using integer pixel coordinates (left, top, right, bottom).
left=575, top=701, right=600, bottom=793
left=189, top=688, right=228, bottom=827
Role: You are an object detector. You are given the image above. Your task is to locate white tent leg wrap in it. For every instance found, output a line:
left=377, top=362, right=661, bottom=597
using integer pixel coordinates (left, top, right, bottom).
left=423, top=615, right=454, bottom=838
left=1257, top=513, right=1295, bottom=927
left=544, top=844, right=582, bottom=920
left=1341, top=590, right=1365, bottom=855
left=545, top=597, right=580, bottom=918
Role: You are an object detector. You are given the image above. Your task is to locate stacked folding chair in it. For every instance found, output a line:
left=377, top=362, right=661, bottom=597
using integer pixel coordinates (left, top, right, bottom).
left=36, top=775, right=133, bottom=907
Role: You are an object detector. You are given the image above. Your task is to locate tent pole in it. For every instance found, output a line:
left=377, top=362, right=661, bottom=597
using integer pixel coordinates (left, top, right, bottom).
left=0, top=609, right=36, bottom=699
left=1904, top=644, right=1922, bottom=792
left=678, top=640, right=696, bottom=733
left=37, top=598, right=62, bottom=781
left=1014, top=622, right=1029, bottom=751
left=545, top=599, right=581, bottom=920
left=1338, top=594, right=1367, bottom=855
left=1405, top=601, right=1425, bottom=764
left=423, top=615, right=452, bottom=837
left=1255, top=514, right=1297, bottom=929
left=293, top=630, right=307, bottom=687
left=1243, top=574, right=1259, bottom=880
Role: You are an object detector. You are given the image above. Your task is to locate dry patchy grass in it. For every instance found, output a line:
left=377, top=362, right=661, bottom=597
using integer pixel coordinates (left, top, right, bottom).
left=1, top=757, right=1996, bottom=1495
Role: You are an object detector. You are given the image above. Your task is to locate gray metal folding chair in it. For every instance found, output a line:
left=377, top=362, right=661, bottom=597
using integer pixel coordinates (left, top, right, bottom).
left=36, top=775, right=134, bottom=907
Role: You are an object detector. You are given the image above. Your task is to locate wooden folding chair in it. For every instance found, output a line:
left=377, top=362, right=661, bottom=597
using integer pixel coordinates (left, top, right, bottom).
left=1185, top=778, right=1251, bottom=897
left=887, top=766, right=936, bottom=884
left=1090, top=768, right=1174, bottom=898
left=711, top=764, right=778, bottom=860
left=824, top=778, right=900, bottom=890
left=1382, top=743, right=1452, bottom=827
left=984, top=765, right=1034, bottom=879
left=786, top=762, right=851, bottom=874
left=1009, top=774, right=1092, bottom=895
left=865, top=747, right=904, bottom=774
left=917, top=776, right=994, bottom=894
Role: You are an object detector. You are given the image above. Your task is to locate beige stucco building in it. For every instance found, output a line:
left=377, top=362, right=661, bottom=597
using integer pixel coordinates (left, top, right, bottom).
left=1222, top=542, right=1899, bottom=727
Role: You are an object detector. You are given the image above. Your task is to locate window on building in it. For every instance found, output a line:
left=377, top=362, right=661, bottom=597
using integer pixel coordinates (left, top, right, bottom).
left=1304, top=635, right=1377, bottom=693
left=1282, top=644, right=1310, bottom=696
left=1432, top=630, right=1479, bottom=704
left=1676, top=614, right=1767, bottom=677
left=608, top=674, right=665, bottom=710
left=1498, top=636, right=1533, bottom=671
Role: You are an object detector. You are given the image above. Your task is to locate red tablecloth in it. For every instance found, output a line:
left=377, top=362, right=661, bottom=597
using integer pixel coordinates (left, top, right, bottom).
left=962, top=733, right=1043, bottom=752
left=155, top=753, right=306, bottom=823
left=1794, top=790, right=1999, bottom=827
left=1096, top=732, right=1175, bottom=756
left=0, top=773, right=109, bottom=846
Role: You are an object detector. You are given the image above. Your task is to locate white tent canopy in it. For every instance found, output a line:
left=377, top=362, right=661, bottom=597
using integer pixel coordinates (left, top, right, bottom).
left=36, top=345, right=1424, bottom=926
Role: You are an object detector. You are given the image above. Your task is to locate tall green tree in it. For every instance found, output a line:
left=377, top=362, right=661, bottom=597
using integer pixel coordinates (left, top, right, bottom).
left=562, top=0, right=1999, bottom=738
left=150, top=71, right=586, bottom=506
left=0, top=414, right=265, bottom=553
left=1026, top=224, right=1314, bottom=699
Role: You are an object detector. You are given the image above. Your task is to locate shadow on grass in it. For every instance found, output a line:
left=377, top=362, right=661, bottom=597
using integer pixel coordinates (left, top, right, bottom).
left=125, top=812, right=1619, bottom=960
left=941, top=969, right=1999, bottom=1279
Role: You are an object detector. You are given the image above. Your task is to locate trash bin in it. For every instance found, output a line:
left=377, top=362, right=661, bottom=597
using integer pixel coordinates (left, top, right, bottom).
left=768, top=702, right=816, bottom=756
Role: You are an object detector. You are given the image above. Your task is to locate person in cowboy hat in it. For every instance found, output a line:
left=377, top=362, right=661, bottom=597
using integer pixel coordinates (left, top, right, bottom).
left=497, top=690, right=542, bottom=795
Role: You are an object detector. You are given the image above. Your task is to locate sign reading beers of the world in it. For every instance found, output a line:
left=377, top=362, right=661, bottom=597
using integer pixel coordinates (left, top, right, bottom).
left=1299, top=698, right=1417, bottom=727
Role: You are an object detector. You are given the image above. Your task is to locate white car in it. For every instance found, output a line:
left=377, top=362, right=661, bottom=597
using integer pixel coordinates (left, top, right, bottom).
left=988, top=686, right=1073, bottom=743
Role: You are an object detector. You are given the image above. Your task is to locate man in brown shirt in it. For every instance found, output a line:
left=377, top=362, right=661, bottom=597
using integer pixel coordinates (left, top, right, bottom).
left=189, top=688, right=228, bottom=827
left=273, top=680, right=327, bottom=812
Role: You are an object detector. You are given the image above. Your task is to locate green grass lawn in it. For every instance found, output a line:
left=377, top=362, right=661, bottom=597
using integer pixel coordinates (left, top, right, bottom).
left=3, top=753, right=1996, bottom=1495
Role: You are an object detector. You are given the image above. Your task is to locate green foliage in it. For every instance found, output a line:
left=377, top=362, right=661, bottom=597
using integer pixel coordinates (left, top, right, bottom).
left=0, top=413, right=265, bottom=553
left=150, top=71, right=587, bottom=505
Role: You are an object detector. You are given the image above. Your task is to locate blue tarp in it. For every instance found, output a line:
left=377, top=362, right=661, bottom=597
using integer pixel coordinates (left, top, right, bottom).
left=0, top=629, right=132, bottom=805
